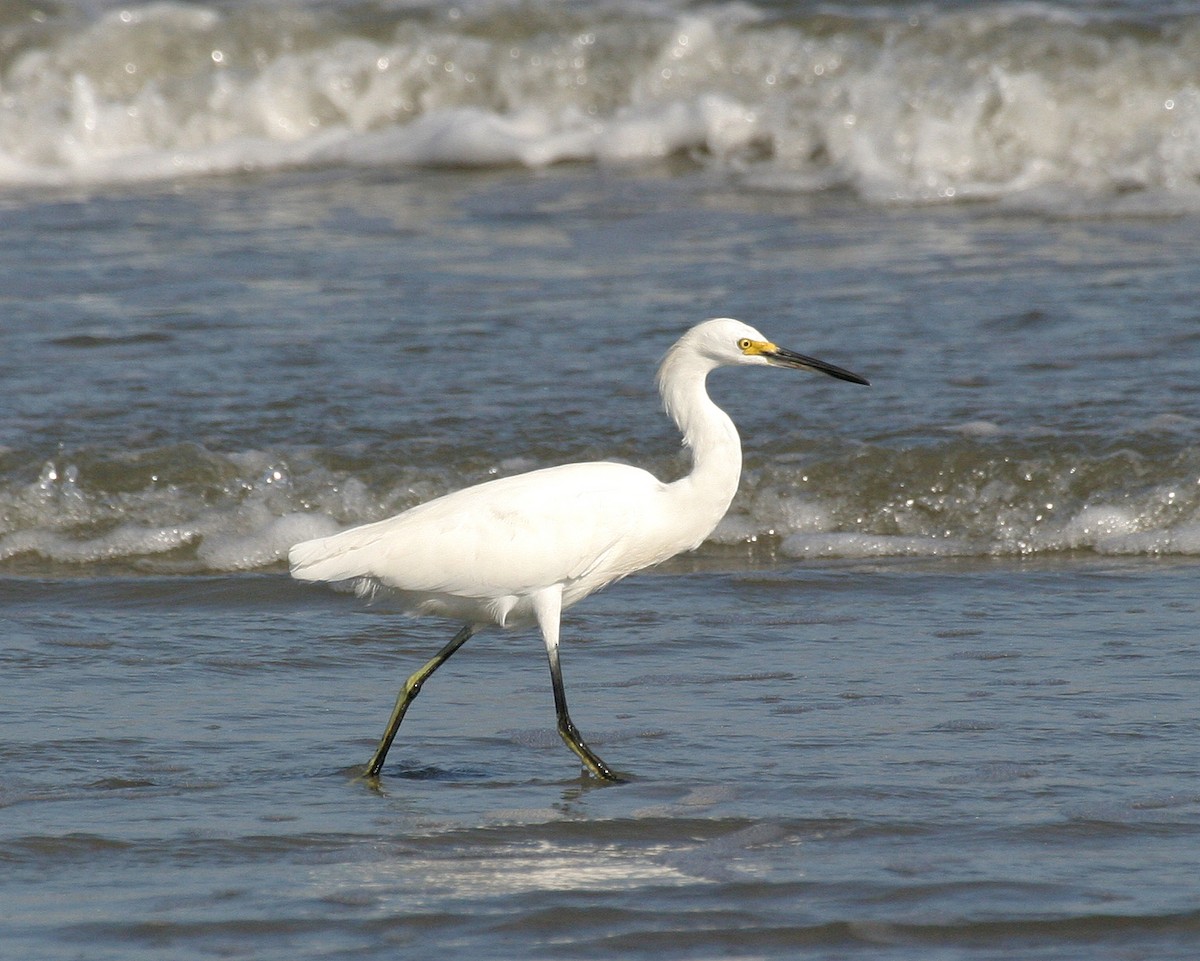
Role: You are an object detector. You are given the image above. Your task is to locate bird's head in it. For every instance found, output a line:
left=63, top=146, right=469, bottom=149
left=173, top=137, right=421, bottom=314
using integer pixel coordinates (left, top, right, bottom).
left=681, top=317, right=870, bottom=386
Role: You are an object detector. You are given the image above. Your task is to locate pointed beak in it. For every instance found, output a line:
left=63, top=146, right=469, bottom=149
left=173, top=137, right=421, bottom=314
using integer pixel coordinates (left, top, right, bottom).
left=762, top=344, right=870, bottom=386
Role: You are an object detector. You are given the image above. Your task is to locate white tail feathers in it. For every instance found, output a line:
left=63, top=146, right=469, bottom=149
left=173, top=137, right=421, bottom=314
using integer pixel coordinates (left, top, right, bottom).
left=288, top=532, right=363, bottom=583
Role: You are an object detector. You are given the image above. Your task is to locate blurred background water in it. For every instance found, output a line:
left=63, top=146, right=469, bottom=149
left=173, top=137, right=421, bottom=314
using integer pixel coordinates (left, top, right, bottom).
left=2, top=1, right=1199, bottom=958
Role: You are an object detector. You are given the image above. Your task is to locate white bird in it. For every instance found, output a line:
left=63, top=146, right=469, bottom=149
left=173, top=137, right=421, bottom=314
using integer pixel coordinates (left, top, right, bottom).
left=290, top=318, right=868, bottom=781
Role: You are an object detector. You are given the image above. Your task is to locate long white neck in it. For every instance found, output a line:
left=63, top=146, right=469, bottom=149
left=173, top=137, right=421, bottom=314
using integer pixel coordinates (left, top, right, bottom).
left=656, top=340, right=743, bottom=535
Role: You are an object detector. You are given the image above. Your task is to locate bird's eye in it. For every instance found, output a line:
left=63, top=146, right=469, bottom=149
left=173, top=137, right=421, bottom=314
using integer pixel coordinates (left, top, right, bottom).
left=737, top=338, right=753, bottom=351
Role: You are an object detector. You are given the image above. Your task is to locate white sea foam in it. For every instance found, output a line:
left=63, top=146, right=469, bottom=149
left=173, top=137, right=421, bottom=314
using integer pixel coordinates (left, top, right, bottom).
left=946, top=421, right=1007, bottom=438
left=3, top=432, right=1200, bottom=572
left=0, top=523, right=197, bottom=565
left=3, top=1, right=1200, bottom=208
left=781, top=532, right=973, bottom=559
left=196, top=510, right=340, bottom=572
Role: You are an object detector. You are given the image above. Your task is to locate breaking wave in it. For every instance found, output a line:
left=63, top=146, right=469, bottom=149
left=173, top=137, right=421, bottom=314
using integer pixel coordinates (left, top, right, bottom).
left=3, top=431, right=1199, bottom=574
left=3, top=0, right=1200, bottom=207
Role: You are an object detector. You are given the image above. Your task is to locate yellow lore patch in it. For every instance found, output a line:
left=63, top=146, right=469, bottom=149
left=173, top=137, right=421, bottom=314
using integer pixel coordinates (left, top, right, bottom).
left=737, top=337, right=776, bottom=357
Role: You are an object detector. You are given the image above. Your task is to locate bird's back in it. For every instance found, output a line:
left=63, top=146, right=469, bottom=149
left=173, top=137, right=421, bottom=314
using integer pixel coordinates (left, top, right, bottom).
left=289, top=460, right=707, bottom=625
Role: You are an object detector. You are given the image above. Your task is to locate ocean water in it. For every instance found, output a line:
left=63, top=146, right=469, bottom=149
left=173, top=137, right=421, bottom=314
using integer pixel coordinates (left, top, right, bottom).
left=3, top=0, right=1200, bottom=958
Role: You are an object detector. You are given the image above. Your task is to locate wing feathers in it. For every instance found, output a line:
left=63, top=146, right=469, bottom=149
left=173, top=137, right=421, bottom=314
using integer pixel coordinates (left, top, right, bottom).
left=288, top=462, right=669, bottom=602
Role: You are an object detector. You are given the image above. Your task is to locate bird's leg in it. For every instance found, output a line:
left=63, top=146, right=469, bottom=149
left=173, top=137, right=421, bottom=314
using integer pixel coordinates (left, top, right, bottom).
left=363, top=623, right=476, bottom=778
left=533, top=587, right=623, bottom=783
left=549, top=646, right=622, bottom=782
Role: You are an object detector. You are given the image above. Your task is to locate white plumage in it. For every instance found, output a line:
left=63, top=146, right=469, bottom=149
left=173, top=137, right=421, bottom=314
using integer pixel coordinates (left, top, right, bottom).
left=290, top=318, right=868, bottom=781
left=291, top=462, right=688, bottom=624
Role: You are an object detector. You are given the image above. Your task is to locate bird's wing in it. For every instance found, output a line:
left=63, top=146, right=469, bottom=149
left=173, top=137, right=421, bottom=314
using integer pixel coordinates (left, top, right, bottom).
left=289, top=462, right=669, bottom=599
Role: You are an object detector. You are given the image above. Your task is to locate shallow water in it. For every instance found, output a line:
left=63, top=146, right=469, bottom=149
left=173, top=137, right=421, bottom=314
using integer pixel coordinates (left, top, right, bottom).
left=4, top=1, right=1200, bottom=958
left=4, top=560, right=1199, bottom=959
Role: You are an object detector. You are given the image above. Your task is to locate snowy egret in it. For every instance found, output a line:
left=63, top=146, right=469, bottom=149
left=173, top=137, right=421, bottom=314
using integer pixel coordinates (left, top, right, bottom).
left=290, top=318, right=868, bottom=781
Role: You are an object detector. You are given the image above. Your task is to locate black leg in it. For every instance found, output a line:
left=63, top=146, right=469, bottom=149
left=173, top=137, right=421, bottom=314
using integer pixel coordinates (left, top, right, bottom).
left=532, top=586, right=624, bottom=782
left=363, top=623, right=476, bottom=778
left=546, top=639, right=623, bottom=782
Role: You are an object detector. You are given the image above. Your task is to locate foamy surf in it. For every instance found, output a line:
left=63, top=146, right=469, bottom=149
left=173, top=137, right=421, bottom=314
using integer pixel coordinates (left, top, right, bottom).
left=3, top=0, right=1200, bottom=209
left=3, top=436, right=1199, bottom=573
